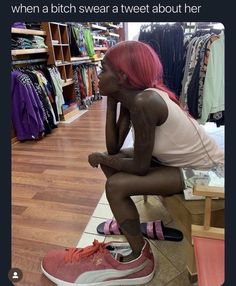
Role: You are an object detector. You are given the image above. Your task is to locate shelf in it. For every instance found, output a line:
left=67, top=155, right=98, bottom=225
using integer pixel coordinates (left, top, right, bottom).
left=109, top=32, right=120, bottom=38
left=11, top=28, right=46, bottom=36
left=90, top=57, right=103, bottom=62
left=71, top=56, right=90, bottom=61
left=11, top=48, right=48, bottom=56
left=103, top=23, right=120, bottom=29
left=56, top=62, right=73, bottom=67
left=72, top=60, right=92, bottom=65
left=94, top=47, right=108, bottom=51
left=50, top=22, right=67, bottom=26
left=53, top=43, right=69, bottom=46
left=71, top=56, right=91, bottom=63
left=91, top=24, right=107, bottom=31
left=62, top=80, right=74, bottom=87
left=93, top=35, right=107, bottom=40
left=12, top=58, right=47, bottom=65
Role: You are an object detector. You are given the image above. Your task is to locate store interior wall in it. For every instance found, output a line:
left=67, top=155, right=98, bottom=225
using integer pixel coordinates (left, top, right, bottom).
left=127, top=22, right=149, bottom=40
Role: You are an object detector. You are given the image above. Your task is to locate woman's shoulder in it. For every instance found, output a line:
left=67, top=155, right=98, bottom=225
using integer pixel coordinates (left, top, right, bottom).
left=132, top=89, right=168, bottom=125
left=134, top=89, right=168, bottom=109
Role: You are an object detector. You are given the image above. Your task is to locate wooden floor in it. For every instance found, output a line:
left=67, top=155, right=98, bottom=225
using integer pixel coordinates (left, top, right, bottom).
left=12, top=98, right=108, bottom=285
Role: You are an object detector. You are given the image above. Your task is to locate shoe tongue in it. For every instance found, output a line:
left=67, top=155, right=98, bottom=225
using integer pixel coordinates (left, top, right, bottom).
left=107, top=248, right=123, bottom=261
left=106, top=245, right=115, bottom=251
left=106, top=243, right=132, bottom=261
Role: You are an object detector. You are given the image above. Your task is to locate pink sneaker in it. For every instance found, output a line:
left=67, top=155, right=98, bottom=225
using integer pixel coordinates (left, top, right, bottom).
left=41, top=239, right=155, bottom=285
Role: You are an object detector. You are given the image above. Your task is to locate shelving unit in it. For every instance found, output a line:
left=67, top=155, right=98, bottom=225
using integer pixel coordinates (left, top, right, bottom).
left=11, top=28, right=48, bottom=58
left=89, top=22, right=122, bottom=58
left=11, top=48, right=48, bottom=56
left=11, top=22, right=124, bottom=142
left=11, top=27, right=49, bottom=142
left=71, top=56, right=92, bottom=65
left=41, top=22, right=73, bottom=83
left=41, top=22, right=79, bottom=121
left=93, top=35, right=107, bottom=41
left=91, top=24, right=107, bottom=31
left=11, top=27, right=46, bottom=36
left=108, top=32, right=120, bottom=38
left=67, top=22, right=123, bottom=61
left=103, top=22, right=120, bottom=29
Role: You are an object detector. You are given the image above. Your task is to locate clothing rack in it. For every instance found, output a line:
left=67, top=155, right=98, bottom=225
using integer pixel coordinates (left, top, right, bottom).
left=12, top=58, right=47, bottom=65
left=139, top=23, right=185, bottom=96
left=140, top=22, right=180, bottom=32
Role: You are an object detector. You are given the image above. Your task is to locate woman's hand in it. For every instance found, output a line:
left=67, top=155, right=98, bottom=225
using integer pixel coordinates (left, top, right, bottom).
left=88, top=152, right=104, bottom=168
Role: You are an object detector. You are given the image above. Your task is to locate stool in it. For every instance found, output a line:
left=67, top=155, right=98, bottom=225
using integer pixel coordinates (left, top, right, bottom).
left=143, top=194, right=224, bottom=282
left=191, top=185, right=224, bottom=286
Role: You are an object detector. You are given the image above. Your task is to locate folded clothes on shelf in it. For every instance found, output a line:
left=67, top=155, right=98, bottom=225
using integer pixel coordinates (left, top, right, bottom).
left=11, top=36, right=47, bottom=49
left=12, top=22, right=27, bottom=29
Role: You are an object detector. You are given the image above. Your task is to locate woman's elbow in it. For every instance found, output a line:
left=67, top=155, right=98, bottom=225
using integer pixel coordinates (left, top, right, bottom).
left=107, top=147, right=119, bottom=155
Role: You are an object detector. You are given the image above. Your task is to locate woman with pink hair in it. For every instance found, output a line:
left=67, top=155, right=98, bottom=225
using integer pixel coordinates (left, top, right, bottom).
left=42, top=41, right=224, bottom=286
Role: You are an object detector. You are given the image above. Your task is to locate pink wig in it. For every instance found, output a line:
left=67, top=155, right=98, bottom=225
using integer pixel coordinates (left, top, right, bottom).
left=104, top=40, right=180, bottom=106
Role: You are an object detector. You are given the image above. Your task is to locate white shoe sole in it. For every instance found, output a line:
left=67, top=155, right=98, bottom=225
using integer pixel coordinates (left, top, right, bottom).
left=41, top=263, right=155, bottom=286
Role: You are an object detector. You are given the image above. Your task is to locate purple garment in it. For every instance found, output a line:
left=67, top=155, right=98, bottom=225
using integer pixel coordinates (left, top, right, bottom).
left=12, top=22, right=26, bottom=29
left=11, top=70, right=45, bottom=140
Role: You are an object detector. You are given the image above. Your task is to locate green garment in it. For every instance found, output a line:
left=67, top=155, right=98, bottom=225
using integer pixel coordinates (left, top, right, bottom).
left=84, top=29, right=95, bottom=57
left=199, top=32, right=224, bottom=124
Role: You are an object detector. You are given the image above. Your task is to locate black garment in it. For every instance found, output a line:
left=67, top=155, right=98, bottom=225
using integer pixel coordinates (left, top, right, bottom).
left=24, top=70, right=57, bottom=133
left=209, top=111, right=225, bottom=127
left=139, top=23, right=185, bottom=97
left=186, top=36, right=210, bottom=119
left=187, top=60, right=201, bottom=118
left=67, top=23, right=87, bottom=57
left=67, top=24, right=82, bottom=57
left=42, top=67, right=60, bottom=123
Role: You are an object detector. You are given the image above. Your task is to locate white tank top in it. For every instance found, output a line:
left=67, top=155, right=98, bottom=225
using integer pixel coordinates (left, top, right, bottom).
left=134, top=88, right=224, bottom=169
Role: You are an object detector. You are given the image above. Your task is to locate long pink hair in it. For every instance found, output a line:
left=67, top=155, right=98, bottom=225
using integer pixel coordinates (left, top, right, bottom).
left=104, top=40, right=180, bottom=106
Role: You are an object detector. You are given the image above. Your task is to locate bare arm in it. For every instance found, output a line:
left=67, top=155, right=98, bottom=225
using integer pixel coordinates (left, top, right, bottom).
left=99, top=91, right=168, bottom=175
left=106, top=97, right=131, bottom=155
left=101, top=100, right=156, bottom=175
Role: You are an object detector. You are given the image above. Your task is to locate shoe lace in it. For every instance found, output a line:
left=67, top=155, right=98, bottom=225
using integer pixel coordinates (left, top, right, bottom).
left=64, top=240, right=106, bottom=263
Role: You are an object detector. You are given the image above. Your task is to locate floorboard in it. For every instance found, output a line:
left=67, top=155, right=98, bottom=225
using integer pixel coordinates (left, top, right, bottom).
left=12, top=98, right=107, bottom=285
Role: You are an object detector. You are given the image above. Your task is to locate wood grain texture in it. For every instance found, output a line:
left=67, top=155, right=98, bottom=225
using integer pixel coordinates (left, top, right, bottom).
left=12, top=99, right=108, bottom=285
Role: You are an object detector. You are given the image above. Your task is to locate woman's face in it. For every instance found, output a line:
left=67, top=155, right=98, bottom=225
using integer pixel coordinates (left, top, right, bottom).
left=98, top=60, right=120, bottom=95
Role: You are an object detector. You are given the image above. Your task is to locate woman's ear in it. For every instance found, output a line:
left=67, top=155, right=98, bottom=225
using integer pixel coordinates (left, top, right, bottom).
left=117, top=71, right=128, bottom=85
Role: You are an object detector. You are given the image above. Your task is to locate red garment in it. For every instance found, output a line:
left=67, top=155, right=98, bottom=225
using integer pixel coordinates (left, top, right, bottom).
left=77, top=67, right=87, bottom=99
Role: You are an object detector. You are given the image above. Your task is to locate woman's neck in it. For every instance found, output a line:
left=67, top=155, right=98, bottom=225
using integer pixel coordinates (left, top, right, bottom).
left=111, top=88, right=141, bottom=109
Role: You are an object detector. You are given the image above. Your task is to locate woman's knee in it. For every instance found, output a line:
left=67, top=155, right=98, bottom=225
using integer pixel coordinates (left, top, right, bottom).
left=105, top=173, right=128, bottom=201
left=105, top=176, right=119, bottom=200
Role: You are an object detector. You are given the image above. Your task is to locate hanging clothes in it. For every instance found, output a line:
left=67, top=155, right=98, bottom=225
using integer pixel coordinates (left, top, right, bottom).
left=11, top=66, right=61, bottom=141
left=179, top=30, right=224, bottom=125
left=72, top=63, right=101, bottom=109
left=84, top=28, right=95, bottom=57
left=11, top=70, right=45, bottom=140
left=139, top=23, right=185, bottom=97
left=23, top=70, right=58, bottom=133
left=47, top=66, right=65, bottom=116
left=67, top=23, right=88, bottom=57
left=184, top=33, right=212, bottom=117
left=200, top=32, right=224, bottom=124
